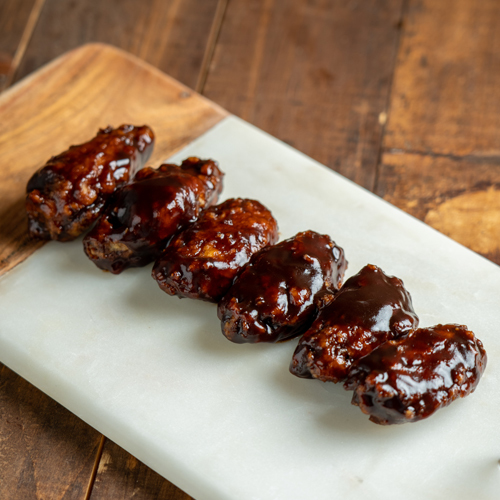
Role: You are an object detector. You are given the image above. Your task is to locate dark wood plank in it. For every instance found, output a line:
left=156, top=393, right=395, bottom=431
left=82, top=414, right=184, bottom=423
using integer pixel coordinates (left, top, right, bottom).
left=0, top=363, right=102, bottom=500
left=0, top=0, right=40, bottom=90
left=384, top=0, right=500, bottom=156
left=194, top=0, right=228, bottom=93
left=377, top=152, right=500, bottom=264
left=203, top=0, right=404, bottom=189
left=89, top=441, right=192, bottom=500
left=377, top=0, right=500, bottom=264
left=13, top=0, right=219, bottom=89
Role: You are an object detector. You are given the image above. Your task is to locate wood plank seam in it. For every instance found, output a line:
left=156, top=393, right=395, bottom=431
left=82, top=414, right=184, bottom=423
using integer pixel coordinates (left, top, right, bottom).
left=195, top=0, right=229, bottom=94
left=239, top=0, right=274, bottom=122
left=372, top=0, right=409, bottom=194
left=384, top=148, right=500, bottom=164
left=0, top=0, right=46, bottom=92
left=84, top=435, right=106, bottom=500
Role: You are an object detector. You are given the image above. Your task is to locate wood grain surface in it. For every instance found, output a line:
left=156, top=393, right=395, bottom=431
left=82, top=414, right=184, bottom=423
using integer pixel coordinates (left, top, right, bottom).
left=0, top=364, right=103, bottom=500
left=384, top=0, right=500, bottom=155
left=379, top=0, right=500, bottom=263
left=377, top=152, right=500, bottom=263
left=90, top=441, right=191, bottom=500
left=0, top=0, right=41, bottom=90
left=204, top=0, right=405, bottom=189
left=12, top=0, right=220, bottom=90
left=1, top=0, right=499, bottom=499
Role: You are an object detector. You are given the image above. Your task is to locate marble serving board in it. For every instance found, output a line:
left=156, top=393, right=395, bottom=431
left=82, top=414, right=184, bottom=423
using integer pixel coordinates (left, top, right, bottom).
left=1, top=46, right=499, bottom=500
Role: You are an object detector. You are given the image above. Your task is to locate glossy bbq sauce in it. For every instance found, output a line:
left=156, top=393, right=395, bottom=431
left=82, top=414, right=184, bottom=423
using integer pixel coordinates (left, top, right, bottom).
left=218, top=230, right=347, bottom=343
left=290, top=264, right=419, bottom=382
left=83, top=158, right=223, bottom=273
left=26, top=125, right=155, bottom=241
left=345, top=324, right=487, bottom=424
left=153, top=198, right=279, bottom=302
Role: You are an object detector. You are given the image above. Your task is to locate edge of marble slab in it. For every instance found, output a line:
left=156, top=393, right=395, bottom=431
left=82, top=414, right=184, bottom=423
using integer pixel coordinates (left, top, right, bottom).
left=1, top=115, right=499, bottom=500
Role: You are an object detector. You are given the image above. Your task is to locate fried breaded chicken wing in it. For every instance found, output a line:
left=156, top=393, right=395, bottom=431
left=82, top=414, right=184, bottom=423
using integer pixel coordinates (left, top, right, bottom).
left=345, top=324, right=487, bottom=424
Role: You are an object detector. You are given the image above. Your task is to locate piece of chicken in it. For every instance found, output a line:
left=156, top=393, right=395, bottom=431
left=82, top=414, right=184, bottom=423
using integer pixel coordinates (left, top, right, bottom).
left=26, top=125, right=155, bottom=241
left=153, top=198, right=278, bottom=303
left=344, top=324, right=487, bottom=424
left=290, top=264, right=419, bottom=382
left=219, top=231, right=347, bottom=343
left=83, top=157, right=224, bottom=274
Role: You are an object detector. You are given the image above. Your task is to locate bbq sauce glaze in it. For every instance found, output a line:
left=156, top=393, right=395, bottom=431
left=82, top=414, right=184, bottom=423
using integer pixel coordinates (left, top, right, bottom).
left=26, top=125, right=155, bottom=241
left=153, top=198, right=278, bottom=303
left=290, top=264, right=419, bottom=382
left=345, top=324, right=487, bottom=424
left=83, top=157, right=223, bottom=274
left=218, top=230, right=347, bottom=343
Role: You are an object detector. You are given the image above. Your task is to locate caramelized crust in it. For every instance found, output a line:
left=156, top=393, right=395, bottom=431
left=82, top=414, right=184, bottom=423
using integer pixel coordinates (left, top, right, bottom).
left=83, top=157, right=224, bottom=274
left=26, top=125, right=155, bottom=241
left=290, top=264, right=418, bottom=382
left=218, top=231, right=347, bottom=343
left=153, top=198, right=278, bottom=302
left=345, top=324, right=487, bottom=424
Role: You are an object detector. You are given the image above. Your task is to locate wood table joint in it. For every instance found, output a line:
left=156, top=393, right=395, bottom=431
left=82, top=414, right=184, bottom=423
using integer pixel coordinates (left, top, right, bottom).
left=195, top=0, right=229, bottom=94
left=0, top=0, right=46, bottom=92
left=384, top=147, right=500, bottom=165
left=84, top=435, right=106, bottom=500
left=373, top=0, right=410, bottom=194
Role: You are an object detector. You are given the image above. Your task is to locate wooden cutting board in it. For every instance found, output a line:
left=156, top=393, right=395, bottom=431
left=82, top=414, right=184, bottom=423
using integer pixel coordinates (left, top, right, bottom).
left=0, top=43, right=227, bottom=276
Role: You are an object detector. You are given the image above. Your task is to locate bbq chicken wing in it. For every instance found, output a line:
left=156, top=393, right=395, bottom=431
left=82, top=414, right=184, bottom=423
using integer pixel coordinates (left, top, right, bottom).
left=218, top=231, right=347, bottom=343
left=344, top=324, right=487, bottom=424
left=290, top=264, right=418, bottom=382
left=83, top=157, right=223, bottom=274
left=26, top=125, right=155, bottom=241
left=152, top=198, right=278, bottom=302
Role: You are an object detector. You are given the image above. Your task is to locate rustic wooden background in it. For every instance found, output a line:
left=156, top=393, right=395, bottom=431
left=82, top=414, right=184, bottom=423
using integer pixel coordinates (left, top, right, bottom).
left=1, top=0, right=499, bottom=498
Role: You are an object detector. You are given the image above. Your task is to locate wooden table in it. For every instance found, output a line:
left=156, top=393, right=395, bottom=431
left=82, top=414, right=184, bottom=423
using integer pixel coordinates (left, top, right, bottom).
left=1, top=1, right=499, bottom=498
